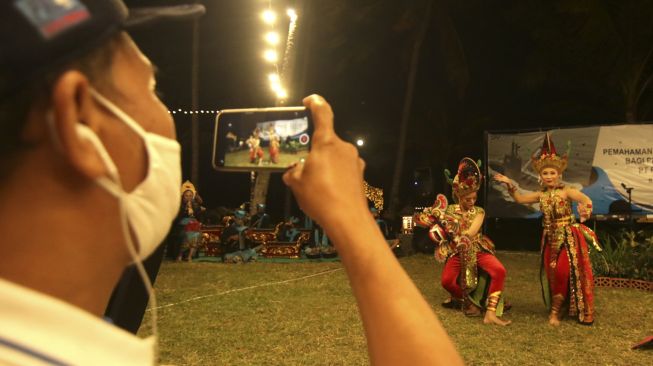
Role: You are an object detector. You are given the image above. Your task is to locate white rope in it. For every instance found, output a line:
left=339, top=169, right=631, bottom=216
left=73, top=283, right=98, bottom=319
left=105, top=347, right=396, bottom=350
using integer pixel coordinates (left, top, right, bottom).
left=148, top=267, right=343, bottom=311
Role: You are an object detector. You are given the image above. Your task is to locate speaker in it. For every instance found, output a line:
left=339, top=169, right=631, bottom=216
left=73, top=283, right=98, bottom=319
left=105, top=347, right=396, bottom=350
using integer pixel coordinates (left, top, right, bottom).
left=393, top=233, right=415, bottom=257
left=609, top=199, right=631, bottom=214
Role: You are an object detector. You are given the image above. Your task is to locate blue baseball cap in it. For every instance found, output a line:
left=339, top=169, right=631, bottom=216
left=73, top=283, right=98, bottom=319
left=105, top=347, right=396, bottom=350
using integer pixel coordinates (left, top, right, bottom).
left=0, top=0, right=205, bottom=100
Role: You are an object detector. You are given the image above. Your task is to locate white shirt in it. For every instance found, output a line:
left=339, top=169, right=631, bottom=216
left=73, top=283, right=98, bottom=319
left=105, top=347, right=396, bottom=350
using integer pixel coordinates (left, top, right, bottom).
left=0, top=278, right=154, bottom=365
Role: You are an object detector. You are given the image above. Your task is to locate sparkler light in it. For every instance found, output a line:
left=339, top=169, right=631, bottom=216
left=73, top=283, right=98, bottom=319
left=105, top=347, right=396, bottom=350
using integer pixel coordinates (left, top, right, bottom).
left=287, top=8, right=297, bottom=21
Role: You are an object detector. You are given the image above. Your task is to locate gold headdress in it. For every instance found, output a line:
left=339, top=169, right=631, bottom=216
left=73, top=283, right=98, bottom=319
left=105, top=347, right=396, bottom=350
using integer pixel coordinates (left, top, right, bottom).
left=180, top=180, right=196, bottom=197
left=531, top=133, right=568, bottom=173
left=445, top=158, right=482, bottom=202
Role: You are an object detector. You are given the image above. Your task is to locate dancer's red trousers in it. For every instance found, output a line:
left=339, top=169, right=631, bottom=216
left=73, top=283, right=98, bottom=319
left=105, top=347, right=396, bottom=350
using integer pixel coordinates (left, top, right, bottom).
left=441, top=252, right=506, bottom=299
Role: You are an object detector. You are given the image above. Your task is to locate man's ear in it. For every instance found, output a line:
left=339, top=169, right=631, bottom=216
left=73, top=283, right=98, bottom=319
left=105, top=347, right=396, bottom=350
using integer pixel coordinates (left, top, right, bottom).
left=49, top=70, right=109, bottom=180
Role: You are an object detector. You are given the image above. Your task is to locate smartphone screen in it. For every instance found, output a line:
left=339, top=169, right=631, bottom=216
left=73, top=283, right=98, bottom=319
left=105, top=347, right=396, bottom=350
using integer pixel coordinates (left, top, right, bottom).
left=212, top=107, right=312, bottom=171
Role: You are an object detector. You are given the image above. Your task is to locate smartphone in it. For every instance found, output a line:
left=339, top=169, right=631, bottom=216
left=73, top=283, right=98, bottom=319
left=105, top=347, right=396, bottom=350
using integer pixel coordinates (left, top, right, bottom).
left=212, top=107, right=312, bottom=172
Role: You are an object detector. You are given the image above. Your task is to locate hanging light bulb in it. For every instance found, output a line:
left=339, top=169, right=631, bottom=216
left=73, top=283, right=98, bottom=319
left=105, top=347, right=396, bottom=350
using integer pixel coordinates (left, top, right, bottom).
left=261, top=10, right=276, bottom=24
left=268, top=73, right=280, bottom=83
left=263, top=49, right=278, bottom=62
left=265, top=31, right=280, bottom=45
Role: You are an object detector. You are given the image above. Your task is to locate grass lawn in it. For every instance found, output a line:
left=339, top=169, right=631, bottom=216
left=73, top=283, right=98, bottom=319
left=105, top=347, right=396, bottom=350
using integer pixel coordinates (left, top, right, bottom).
left=139, top=252, right=653, bottom=365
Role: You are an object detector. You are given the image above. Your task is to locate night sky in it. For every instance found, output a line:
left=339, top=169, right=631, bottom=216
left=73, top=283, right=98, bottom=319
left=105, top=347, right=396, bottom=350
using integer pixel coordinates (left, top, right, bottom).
left=126, top=0, right=653, bottom=221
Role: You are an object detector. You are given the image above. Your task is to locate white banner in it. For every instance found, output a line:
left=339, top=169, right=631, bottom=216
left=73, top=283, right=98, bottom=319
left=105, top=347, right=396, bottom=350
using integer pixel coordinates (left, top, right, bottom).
left=486, top=124, right=653, bottom=218
left=592, top=124, right=653, bottom=211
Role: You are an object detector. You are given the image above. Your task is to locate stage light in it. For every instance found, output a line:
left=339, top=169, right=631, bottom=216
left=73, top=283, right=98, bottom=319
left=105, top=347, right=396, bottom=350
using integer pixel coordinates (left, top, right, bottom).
left=277, top=89, right=288, bottom=99
left=264, top=49, right=278, bottom=62
left=261, top=10, right=276, bottom=24
left=265, top=31, right=280, bottom=45
left=287, top=8, right=297, bottom=21
left=271, top=82, right=282, bottom=92
left=356, top=138, right=365, bottom=147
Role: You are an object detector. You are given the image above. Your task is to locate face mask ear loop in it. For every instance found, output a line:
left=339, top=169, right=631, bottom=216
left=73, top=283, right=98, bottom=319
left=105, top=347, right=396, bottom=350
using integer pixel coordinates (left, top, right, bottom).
left=89, top=88, right=160, bottom=363
left=117, top=194, right=160, bottom=365
left=89, top=88, right=147, bottom=136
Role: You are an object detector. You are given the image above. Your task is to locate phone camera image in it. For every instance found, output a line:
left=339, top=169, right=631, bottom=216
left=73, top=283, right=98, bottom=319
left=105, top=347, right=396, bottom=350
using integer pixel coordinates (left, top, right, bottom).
left=212, top=107, right=312, bottom=172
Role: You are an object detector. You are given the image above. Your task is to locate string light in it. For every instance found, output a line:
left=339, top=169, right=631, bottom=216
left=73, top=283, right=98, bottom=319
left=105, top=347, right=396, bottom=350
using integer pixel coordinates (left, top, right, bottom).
left=268, top=73, right=280, bottom=83
left=167, top=110, right=217, bottom=114
left=264, top=31, right=280, bottom=45
left=364, top=181, right=384, bottom=212
left=263, top=49, right=278, bottom=62
left=260, top=4, right=299, bottom=101
left=261, top=10, right=276, bottom=24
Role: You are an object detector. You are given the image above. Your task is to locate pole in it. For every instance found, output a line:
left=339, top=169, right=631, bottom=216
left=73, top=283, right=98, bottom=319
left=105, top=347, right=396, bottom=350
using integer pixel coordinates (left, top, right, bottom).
left=190, top=19, right=200, bottom=186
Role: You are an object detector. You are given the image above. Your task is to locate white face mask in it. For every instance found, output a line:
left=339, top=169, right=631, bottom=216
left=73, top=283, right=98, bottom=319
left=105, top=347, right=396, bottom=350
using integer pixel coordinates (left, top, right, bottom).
left=74, top=89, right=182, bottom=261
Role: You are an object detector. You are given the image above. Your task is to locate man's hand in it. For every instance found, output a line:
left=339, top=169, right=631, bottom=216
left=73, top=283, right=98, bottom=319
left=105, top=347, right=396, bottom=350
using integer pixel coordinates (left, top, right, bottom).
left=455, top=235, right=471, bottom=251
left=283, top=95, right=368, bottom=231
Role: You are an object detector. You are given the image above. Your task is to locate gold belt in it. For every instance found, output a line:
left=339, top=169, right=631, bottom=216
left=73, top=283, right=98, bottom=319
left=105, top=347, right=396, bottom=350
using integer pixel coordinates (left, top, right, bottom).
left=543, top=217, right=573, bottom=229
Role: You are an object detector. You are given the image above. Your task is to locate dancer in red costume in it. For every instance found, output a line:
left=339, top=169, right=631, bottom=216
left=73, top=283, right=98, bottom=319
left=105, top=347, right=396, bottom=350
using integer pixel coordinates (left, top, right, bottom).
left=268, top=124, right=280, bottom=164
left=416, top=158, right=511, bottom=326
left=247, top=128, right=264, bottom=164
left=494, top=133, right=601, bottom=326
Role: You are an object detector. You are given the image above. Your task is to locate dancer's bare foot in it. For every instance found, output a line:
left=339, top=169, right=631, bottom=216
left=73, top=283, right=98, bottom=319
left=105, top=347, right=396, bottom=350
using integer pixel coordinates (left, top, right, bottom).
left=549, top=294, right=564, bottom=326
left=463, top=303, right=482, bottom=317
left=483, top=311, right=511, bottom=326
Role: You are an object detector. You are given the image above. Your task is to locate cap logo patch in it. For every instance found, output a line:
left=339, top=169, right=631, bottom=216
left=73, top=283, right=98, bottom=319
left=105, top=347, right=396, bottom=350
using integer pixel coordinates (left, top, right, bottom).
left=14, top=0, right=90, bottom=39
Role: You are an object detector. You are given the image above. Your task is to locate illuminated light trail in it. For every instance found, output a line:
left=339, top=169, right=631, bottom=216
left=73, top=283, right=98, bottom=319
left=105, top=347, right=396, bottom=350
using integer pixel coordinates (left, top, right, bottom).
left=259, top=2, right=299, bottom=102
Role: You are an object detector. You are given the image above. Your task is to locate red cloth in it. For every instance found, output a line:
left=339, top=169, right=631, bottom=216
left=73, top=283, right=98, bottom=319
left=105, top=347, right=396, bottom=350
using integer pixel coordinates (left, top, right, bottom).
left=249, top=148, right=263, bottom=162
left=184, top=219, right=201, bottom=232
left=269, top=146, right=279, bottom=163
left=541, top=224, right=595, bottom=323
left=441, top=252, right=506, bottom=299
left=632, top=336, right=653, bottom=350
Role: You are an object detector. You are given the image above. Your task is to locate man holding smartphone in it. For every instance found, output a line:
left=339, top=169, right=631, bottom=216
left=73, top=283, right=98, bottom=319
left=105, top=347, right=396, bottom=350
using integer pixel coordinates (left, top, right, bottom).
left=0, top=1, right=462, bottom=365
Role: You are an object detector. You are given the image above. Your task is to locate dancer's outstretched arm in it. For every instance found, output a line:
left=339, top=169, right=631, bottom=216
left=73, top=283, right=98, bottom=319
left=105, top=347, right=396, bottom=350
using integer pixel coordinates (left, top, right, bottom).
left=284, top=95, right=464, bottom=366
left=493, top=173, right=540, bottom=204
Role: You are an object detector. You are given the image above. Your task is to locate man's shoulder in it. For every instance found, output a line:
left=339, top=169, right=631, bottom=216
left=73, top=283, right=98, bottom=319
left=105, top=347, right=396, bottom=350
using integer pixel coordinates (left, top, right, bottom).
left=0, top=278, right=154, bottom=365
